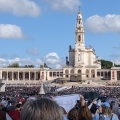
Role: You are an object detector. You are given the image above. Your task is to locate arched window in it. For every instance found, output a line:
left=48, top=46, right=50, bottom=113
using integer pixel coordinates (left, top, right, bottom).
left=91, top=69, right=95, bottom=78
left=78, top=35, right=81, bottom=42
left=65, top=70, right=69, bottom=74
left=79, top=21, right=80, bottom=24
left=70, top=69, right=74, bottom=74
left=78, top=70, right=81, bottom=74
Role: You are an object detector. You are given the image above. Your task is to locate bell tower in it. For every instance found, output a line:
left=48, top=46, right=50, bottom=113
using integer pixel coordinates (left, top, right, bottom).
left=75, top=10, right=85, bottom=66
left=75, top=10, right=85, bottom=50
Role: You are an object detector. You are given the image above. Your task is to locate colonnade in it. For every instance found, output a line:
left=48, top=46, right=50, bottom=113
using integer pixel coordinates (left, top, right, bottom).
left=2, top=71, right=41, bottom=81
left=0, top=70, right=63, bottom=82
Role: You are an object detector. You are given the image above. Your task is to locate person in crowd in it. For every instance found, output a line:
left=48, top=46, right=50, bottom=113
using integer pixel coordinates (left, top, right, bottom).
left=1, top=97, right=7, bottom=107
left=21, top=97, right=64, bottom=120
left=74, top=95, right=85, bottom=110
left=67, top=107, right=78, bottom=120
left=0, top=110, right=12, bottom=120
left=9, top=103, right=23, bottom=120
left=78, top=105, right=92, bottom=120
left=7, top=99, right=17, bottom=113
left=93, top=102, right=119, bottom=120
left=6, top=98, right=11, bottom=108
left=88, top=98, right=100, bottom=118
left=110, top=101, right=118, bottom=115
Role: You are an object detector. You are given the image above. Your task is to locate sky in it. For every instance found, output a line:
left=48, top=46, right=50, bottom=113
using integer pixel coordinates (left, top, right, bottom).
left=0, top=0, right=120, bottom=69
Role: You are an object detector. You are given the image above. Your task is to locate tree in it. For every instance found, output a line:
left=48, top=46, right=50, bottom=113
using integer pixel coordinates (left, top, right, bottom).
left=24, top=65, right=34, bottom=68
left=8, top=63, right=19, bottom=68
left=100, top=59, right=120, bottom=69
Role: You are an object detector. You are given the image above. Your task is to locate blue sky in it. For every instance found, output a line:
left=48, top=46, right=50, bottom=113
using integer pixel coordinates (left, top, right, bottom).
left=0, top=0, right=120, bottom=69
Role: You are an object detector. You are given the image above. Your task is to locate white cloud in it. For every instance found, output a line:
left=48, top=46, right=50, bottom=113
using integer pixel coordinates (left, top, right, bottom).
left=0, top=0, right=40, bottom=17
left=46, top=0, right=81, bottom=12
left=0, top=24, right=25, bottom=39
left=84, top=14, right=120, bottom=33
left=44, top=52, right=60, bottom=64
left=0, top=57, right=42, bottom=68
left=26, top=47, right=39, bottom=56
left=0, top=52, right=65, bottom=69
left=56, top=64, right=62, bottom=69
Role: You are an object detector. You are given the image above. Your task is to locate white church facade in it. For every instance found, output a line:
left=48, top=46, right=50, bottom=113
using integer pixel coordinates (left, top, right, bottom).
left=0, top=10, right=119, bottom=85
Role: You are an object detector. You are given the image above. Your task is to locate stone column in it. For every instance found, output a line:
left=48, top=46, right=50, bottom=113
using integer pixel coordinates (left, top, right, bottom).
left=63, top=70, right=65, bottom=78
left=0, top=70, right=2, bottom=79
left=59, top=72, right=60, bottom=77
left=7, top=71, right=8, bottom=81
left=114, top=70, right=117, bottom=81
left=103, top=72, right=105, bottom=78
left=40, top=71, right=41, bottom=80
left=89, top=69, right=91, bottom=79
left=34, top=72, right=36, bottom=80
left=28, top=71, right=30, bottom=86
left=23, top=72, right=25, bottom=80
left=45, top=72, right=48, bottom=80
left=47, top=71, right=49, bottom=80
left=29, top=71, right=30, bottom=80
left=43, top=71, right=45, bottom=81
left=95, top=70, right=97, bottom=80
left=12, top=72, right=13, bottom=81
left=18, top=71, right=19, bottom=81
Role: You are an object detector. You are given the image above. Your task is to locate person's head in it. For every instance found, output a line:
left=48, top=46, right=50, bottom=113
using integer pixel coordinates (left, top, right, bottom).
left=101, top=102, right=112, bottom=117
left=110, top=101, right=115, bottom=110
left=11, top=99, right=17, bottom=106
left=21, top=97, right=63, bottom=120
left=16, top=103, right=23, bottom=111
left=78, top=105, right=92, bottom=120
left=67, top=107, right=78, bottom=120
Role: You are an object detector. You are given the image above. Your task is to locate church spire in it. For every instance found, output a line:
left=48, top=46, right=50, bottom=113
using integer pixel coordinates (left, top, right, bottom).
left=75, top=9, right=85, bottom=50
left=74, top=9, right=85, bottom=67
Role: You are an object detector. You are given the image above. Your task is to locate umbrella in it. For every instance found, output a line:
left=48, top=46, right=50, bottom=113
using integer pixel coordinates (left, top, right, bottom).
left=84, top=91, right=100, bottom=100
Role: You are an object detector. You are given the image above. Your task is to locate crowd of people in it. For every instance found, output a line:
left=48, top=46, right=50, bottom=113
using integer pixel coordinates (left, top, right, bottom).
left=0, top=85, right=120, bottom=120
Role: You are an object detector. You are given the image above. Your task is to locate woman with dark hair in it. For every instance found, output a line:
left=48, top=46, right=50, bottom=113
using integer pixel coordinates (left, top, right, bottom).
left=20, top=97, right=64, bottom=120
left=78, top=105, right=92, bottom=120
left=67, top=107, right=78, bottom=120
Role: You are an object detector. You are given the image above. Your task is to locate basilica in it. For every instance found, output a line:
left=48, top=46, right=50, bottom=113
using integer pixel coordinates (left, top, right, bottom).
left=0, top=10, right=119, bottom=85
